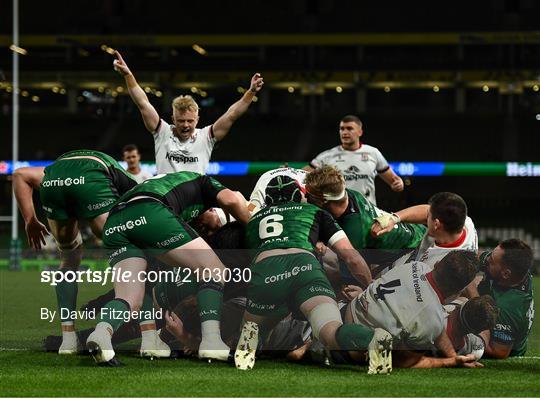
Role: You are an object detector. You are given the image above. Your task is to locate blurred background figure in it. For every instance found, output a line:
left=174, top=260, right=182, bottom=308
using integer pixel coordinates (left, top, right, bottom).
left=122, top=144, right=152, bottom=183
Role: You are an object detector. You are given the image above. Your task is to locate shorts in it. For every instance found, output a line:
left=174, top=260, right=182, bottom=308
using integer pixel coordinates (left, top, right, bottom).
left=247, top=253, right=336, bottom=317
left=103, top=198, right=199, bottom=267
left=153, top=268, right=198, bottom=311
left=40, top=158, right=118, bottom=220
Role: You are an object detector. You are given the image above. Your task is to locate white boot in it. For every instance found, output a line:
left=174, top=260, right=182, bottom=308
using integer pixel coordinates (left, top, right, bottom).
left=58, top=330, right=80, bottom=355
left=367, top=328, right=393, bottom=375
left=234, top=321, right=259, bottom=370
left=86, top=323, right=115, bottom=363
left=140, top=329, right=171, bottom=359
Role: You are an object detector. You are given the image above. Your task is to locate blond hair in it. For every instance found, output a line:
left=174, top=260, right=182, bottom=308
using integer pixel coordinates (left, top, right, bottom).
left=172, top=95, right=199, bottom=113
left=305, top=165, right=345, bottom=199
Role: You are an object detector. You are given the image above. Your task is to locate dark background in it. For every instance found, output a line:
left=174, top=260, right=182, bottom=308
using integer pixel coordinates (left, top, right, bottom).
left=0, top=0, right=539, bottom=245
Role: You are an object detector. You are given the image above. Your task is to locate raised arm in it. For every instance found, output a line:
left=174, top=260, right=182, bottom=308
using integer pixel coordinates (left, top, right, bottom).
left=113, top=50, right=160, bottom=133
left=12, top=167, right=49, bottom=249
left=212, top=73, right=264, bottom=141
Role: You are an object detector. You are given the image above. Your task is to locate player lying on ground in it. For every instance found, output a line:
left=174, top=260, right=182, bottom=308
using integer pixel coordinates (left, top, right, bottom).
left=285, top=294, right=497, bottom=368
left=465, top=238, right=534, bottom=359
left=13, top=150, right=137, bottom=355
left=342, top=251, right=480, bottom=368
left=86, top=172, right=250, bottom=365
left=234, top=176, right=397, bottom=374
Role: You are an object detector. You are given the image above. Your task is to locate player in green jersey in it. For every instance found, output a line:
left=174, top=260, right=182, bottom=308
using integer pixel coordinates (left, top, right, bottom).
left=304, top=165, right=426, bottom=280
left=235, top=176, right=394, bottom=375
left=13, top=150, right=138, bottom=355
left=466, top=238, right=534, bottom=358
left=86, top=172, right=251, bottom=364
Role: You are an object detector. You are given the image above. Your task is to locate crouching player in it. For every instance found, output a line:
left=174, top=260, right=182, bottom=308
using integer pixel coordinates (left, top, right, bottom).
left=86, top=172, right=250, bottom=364
left=13, top=150, right=137, bottom=354
left=234, top=176, right=396, bottom=374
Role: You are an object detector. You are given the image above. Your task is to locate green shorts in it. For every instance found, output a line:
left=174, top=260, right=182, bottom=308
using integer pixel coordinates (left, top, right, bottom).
left=103, top=198, right=199, bottom=267
left=153, top=268, right=198, bottom=311
left=247, top=252, right=336, bottom=317
left=40, top=158, right=118, bottom=220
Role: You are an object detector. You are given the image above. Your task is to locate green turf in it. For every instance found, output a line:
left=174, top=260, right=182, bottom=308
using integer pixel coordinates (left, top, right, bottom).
left=1, top=271, right=539, bottom=397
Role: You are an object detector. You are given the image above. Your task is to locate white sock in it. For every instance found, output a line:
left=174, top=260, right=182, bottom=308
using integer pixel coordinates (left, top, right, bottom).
left=201, top=320, right=222, bottom=341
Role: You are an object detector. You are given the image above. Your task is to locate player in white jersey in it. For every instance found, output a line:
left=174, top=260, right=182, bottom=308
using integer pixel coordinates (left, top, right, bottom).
left=248, top=167, right=307, bottom=213
left=305, top=115, right=403, bottom=205
left=122, top=144, right=153, bottom=183
left=112, top=50, right=264, bottom=174
left=372, top=192, right=478, bottom=271
left=345, top=250, right=478, bottom=351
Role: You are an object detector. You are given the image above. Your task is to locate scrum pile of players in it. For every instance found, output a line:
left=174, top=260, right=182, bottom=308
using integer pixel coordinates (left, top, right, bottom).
left=12, top=51, right=534, bottom=373
left=14, top=161, right=535, bottom=373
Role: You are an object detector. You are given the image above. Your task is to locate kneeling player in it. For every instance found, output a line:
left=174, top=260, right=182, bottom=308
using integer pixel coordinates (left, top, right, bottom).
left=86, top=172, right=250, bottom=364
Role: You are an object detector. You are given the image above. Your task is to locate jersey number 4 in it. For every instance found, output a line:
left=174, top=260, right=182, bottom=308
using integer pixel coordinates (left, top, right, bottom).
left=259, top=215, right=284, bottom=239
left=374, top=279, right=401, bottom=301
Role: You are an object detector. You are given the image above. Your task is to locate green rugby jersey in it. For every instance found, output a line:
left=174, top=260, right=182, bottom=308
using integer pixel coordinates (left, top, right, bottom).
left=54, top=149, right=137, bottom=194
left=338, top=189, right=426, bottom=250
left=478, top=251, right=534, bottom=356
left=246, top=202, right=345, bottom=254
left=117, top=172, right=225, bottom=222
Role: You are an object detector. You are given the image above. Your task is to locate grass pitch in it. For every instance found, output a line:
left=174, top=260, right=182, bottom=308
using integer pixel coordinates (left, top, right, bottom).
left=1, top=270, right=539, bottom=397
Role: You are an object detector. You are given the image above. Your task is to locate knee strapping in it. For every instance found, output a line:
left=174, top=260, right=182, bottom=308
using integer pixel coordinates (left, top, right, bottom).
left=308, top=302, right=342, bottom=340
left=57, top=232, right=83, bottom=252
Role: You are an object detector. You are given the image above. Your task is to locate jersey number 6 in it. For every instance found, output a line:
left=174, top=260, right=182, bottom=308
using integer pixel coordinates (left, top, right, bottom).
left=259, top=215, right=284, bottom=239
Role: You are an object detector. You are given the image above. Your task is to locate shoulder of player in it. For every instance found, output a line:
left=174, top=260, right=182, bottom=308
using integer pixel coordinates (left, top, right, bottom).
left=315, top=145, right=342, bottom=159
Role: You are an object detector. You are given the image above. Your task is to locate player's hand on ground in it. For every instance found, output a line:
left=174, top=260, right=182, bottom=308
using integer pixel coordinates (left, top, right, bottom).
left=112, top=50, right=132, bottom=76
left=249, top=73, right=264, bottom=93
left=165, top=310, right=184, bottom=338
left=391, top=177, right=404, bottom=192
left=455, top=354, right=484, bottom=368
left=340, top=284, right=363, bottom=301
left=25, top=217, right=49, bottom=250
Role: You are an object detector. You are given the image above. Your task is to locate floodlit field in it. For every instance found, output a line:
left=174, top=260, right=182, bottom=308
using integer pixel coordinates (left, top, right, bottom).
left=1, top=270, right=539, bottom=397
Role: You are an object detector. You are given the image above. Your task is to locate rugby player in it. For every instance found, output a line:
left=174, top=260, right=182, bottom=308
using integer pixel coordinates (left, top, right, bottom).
left=305, top=115, right=403, bottom=205
left=372, top=191, right=478, bottom=270
left=248, top=167, right=307, bottom=214
left=13, top=150, right=137, bottom=355
left=304, top=166, right=426, bottom=280
left=122, top=144, right=153, bottom=183
left=113, top=50, right=264, bottom=174
left=344, top=251, right=479, bottom=362
left=86, top=172, right=250, bottom=364
left=234, top=176, right=394, bottom=374
left=466, top=239, right=534, bottom=358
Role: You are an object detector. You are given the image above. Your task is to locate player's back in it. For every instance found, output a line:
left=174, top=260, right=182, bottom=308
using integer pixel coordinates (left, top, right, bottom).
left=246, top=201, right=341, bottom=255
left=350, top=260, right=446, bottom=350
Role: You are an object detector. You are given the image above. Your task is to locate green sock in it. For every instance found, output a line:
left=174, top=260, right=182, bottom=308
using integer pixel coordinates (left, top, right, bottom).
left=139, top=294, right=155, bottom=323
left=197, top=287, right=223, bottom=322
left=336, top=324, right=374, bottom=351
left=99, top=299, right=129, bottom=332
left=55, top=279, right=78, bottom=322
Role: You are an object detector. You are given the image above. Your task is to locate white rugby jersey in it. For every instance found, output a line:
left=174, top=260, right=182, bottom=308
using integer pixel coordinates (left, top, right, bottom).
left=310, top=144, right=389, bottom=205
left=393, top=216, right=478, bottom=270
left=153, top=119, right=216, bottom=174
left=350, top=261, right=447, bottom=350
left=249, top=167, right=307, bottom=213
left=128, top=169, right=153, bottom=184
